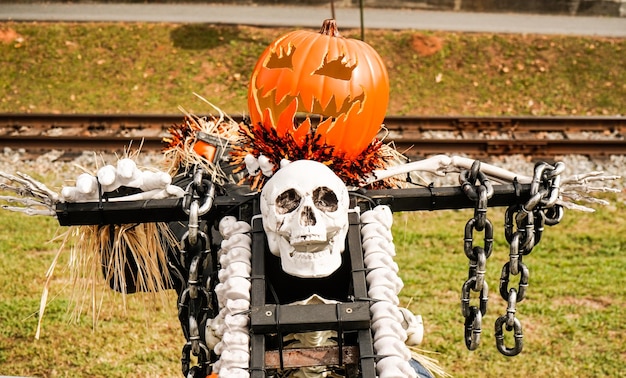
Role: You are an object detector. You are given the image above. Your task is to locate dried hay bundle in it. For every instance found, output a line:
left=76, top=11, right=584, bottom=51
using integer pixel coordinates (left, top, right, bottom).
left=163, top=93, right=240, bottom=185
left=409, top=346, right=452, bottom=378
left=35, top=147, right=181, bottom=337
left=37, top=222, right=177, bottom=338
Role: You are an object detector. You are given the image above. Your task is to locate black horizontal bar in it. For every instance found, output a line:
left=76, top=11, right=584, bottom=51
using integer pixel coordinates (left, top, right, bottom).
left=364, top=183, right=532, bottom=212
left=55, top=184, right=532, bottom=226
left=250, top=302, right=371, bottom=334
left=55, top=193, right=256, bottom=226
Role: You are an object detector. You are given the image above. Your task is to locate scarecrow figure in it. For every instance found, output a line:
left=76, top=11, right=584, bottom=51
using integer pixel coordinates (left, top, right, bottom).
left=0, top=19, right=620, bottom=378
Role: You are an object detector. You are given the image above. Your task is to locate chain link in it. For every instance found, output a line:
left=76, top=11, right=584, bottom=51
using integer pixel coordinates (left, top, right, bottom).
left=496, top=161, right=564, bottom=356
left=178, top=166, right=217, bottom=377
left=459, top=161, right=494, bottom=351
left=460, top=160, right=563, bottom=357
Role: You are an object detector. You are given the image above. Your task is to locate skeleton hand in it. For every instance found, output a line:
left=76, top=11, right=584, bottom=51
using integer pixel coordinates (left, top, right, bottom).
left=0, top=171, right=59, bottom=216
left=559, top=171, right=621, bottom=211
left=61, top=158, right=184, bottom=202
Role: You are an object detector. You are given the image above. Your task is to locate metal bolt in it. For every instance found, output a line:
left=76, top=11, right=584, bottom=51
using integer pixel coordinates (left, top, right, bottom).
left=265, top=311, right=273, bottom=317
left=345, top=307, right=353, bottom=314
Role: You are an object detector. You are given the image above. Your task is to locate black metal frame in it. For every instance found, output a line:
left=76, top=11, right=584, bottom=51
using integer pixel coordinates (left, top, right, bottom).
left=55, top=183, right=532, bottom=376
left=56, top=183, right=530, bottom=226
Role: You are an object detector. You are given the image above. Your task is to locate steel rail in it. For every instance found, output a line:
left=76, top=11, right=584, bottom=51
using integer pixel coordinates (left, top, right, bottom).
left=1, top=113, right=624, bottom=133
left=1, top=113, right=624, bottom=157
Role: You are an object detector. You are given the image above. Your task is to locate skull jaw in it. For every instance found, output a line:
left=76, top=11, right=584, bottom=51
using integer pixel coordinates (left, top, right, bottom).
left=267, top=231, right=346, bottom=278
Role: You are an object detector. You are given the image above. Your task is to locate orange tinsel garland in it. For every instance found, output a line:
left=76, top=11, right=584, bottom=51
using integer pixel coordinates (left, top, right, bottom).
left=230, top=122, right=396, bottom=190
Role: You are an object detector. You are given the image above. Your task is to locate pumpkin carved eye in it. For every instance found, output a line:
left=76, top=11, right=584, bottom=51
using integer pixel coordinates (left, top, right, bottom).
left=265, top=45, right=295, bottom=70
left=314, top=54, right=356, bottom=81
left=248, top=19, right=389, bottom=158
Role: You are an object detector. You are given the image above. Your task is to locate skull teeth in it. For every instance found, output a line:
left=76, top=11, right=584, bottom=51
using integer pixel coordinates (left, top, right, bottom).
left=289, top=249, right=332, bottom=260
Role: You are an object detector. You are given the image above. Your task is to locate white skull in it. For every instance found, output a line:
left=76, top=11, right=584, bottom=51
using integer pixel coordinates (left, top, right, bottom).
left=260, top=160, right=350, bottom=278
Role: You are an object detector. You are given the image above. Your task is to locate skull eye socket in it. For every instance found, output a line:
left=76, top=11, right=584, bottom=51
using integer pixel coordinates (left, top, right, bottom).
left=313, top=187, right=338, bottom=212
left=276, top=189, right=302, bottom=215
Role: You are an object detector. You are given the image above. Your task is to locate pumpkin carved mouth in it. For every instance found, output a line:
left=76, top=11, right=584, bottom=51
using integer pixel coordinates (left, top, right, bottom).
left=252, top=87, right=366, bottom=139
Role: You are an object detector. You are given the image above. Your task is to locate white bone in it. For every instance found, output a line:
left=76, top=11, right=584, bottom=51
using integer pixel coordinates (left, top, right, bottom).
left=222, top=277, right=251, bottom=301
left=374, top=336, right=412, bottom=360
left=218, top=262, right=251, bottom=282
left=362, top=222, right=393, bottom=242
left=368, top=286, right=400, bottom=305
left=362, top=237, right=395, bottom=256
left=213, top=215, right=252, bottom=374
left=361, top=205, right=394, bottom=228
left=370, top=301, right=404, bottom=323
left=290, top=330, right=337, bottom=348
left=221, top=233, right=253, bottom=252
left=76, top=173, right=97, bottom=194
left=97, top=164, right=117, bottom=187
left=116, top=158, right=140, bottom=180
left=219, top=248, right=252, bottom=266
left=205, top=318, right=222, bottom=349
left=220, top=349, right=250, bottom=365
left=363, top=253, right=399, bottom=273
left=226, top=298, right=250, bottom=313
left=257, top=154, right=275, bottom=177
left=366, top=268, right=404, bottom=293
left=219, top=218, right=252, bottom=239
left=221, top=332, right=250, bottom=351
left=244, top=153, right=261, bottom=176
left=260, top=160, right=350, bottom=278
left=399, top=308, right=424, bottom=346
left=139, top=170, right=171, bottom=191
left=372, top=318, right=407, bottom=341
left=61, top=186, right=95, bottom=202
left=216, top=367, right=249, bottom=378
left=224, top=313, right=249, bottom=329
left=367, top=154, right=532, bottom=185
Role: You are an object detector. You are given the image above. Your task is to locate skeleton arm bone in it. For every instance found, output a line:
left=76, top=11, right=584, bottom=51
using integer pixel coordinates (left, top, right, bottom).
left=366, top=154, right=621, bottom=212
left=62, top=161, right=183, bottom=202
left=366, top=155, right=533, bottom=185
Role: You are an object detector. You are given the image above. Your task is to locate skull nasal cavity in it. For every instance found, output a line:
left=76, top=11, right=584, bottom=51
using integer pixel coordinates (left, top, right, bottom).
left=301, top=206, right=317, bottom=226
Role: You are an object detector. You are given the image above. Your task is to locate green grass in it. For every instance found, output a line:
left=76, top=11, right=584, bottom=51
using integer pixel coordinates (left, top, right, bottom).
left=0, top=197, right=624, bottom=377
left=394, top=201, right=626, bottom=377
left=1, top=22, right=624, bottom=116
left=0, top=212, right=182, bottom=378
left=0, top=20, right=625, bottom=378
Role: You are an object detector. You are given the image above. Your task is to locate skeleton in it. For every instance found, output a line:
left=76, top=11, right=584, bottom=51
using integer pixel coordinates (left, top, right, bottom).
left=0, top=154, right=621, bottom=378
left=1, top=154, right=618, bottom=215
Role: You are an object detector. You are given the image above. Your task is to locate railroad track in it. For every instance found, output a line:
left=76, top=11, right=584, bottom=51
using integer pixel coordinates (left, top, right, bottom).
left=1, top=114, right=624, bottom=158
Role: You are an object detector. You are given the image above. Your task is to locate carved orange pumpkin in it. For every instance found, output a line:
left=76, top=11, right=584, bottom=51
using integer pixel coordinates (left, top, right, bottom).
left=248, top=19, right=389, bottom=158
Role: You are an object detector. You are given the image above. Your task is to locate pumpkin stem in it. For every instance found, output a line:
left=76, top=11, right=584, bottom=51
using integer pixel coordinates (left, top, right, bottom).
left=319, top=19, right=341, bottom=37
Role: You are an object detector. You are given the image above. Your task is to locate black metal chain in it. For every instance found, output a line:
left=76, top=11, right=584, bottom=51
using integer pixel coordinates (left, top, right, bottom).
left=496, top=161, right=564, bottom=356
left=460, top=161, right=494, bottom=351
left=178, top=167, right=217, bottom=377
left=460, top=160, right=564, bottom=356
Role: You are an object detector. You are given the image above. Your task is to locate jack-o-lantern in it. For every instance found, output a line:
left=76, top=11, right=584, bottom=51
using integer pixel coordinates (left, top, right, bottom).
left=248, top=19, right=389, bottom=158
